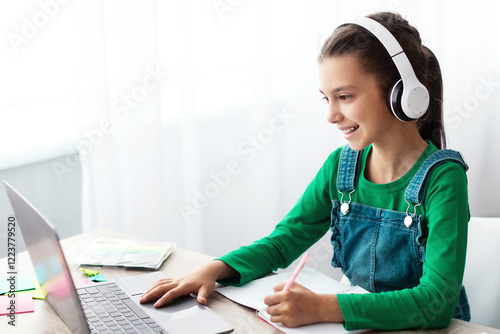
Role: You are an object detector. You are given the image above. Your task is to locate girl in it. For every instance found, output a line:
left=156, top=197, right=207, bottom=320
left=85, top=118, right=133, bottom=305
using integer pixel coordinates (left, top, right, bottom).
left=140, top=12, right=470, bottom=330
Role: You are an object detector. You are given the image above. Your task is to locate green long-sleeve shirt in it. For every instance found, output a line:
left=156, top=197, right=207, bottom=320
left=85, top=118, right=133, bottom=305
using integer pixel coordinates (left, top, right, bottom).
left=216, top=143, right=470, bottom=330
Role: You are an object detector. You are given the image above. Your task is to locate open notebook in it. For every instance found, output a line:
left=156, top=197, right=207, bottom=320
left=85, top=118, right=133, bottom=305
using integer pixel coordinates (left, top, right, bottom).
left=216, top=267, right=371, bottom=334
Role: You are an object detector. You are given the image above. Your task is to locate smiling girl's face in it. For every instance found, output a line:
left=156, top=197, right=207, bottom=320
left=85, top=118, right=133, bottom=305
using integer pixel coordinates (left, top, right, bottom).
left=318, top=55, right=403, bottom=151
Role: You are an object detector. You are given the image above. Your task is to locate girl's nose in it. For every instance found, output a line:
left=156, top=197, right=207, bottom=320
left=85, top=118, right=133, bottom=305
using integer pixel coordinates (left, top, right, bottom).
left=326, top=103, right=342, bottom=124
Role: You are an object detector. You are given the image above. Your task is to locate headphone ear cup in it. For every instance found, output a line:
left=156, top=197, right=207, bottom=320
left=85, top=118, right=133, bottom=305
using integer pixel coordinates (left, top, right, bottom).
left=386, top=79, right=412, bottom=122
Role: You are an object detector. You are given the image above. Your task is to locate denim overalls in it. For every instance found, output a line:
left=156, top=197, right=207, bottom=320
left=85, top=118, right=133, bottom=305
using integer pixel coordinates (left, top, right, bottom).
left=330, top=145, right=471, bottom=321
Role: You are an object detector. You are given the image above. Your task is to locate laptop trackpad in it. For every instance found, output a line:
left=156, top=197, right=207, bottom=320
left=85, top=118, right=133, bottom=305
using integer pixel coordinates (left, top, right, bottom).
left=130, top=294, right=233, bottom=333
left=119, top=272, right=233, bottom=334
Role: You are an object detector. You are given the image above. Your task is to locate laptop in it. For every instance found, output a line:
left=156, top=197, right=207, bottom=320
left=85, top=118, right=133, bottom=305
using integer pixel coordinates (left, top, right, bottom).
left=3, top=181, right=234, bottom=334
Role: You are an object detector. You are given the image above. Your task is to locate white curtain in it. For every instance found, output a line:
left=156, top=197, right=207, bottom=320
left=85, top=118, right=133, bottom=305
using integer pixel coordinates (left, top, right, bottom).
left=76, top=0, right=168, bottom=244
left=76, top=0, right=500, bottom=259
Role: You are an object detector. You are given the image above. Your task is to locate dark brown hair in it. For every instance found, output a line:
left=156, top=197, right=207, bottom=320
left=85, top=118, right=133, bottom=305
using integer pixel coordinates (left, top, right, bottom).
left=318, top=12, right=445, bottom=149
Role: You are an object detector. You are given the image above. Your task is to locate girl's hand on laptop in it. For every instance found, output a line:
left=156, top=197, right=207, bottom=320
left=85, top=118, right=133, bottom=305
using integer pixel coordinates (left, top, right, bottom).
left=139, top=260, right=237, bottom=307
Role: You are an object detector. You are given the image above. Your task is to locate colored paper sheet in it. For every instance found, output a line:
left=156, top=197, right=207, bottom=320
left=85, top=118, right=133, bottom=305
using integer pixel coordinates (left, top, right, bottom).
left=43, top=275, right=72, bottom=299
left=30, top=279, right=45, bottom=299
left=12, top=280, right=45, bottom=300
left=80, top=268, right=99, bottom=277
left=88, top=273, right=107, bottom=282
left=78, top=278, right=94, bottom=286
left=0, top=294, right=35, bottom=315
left=0, top=275, right=36, bottom=295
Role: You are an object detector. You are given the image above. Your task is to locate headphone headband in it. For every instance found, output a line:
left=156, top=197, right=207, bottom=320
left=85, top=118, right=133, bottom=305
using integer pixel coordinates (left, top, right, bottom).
left=346, top=17, right=429, bottom=120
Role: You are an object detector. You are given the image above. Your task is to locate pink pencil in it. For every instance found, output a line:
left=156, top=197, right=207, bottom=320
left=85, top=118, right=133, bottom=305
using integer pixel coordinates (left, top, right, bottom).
left=282, top=253, right=310, bottom=291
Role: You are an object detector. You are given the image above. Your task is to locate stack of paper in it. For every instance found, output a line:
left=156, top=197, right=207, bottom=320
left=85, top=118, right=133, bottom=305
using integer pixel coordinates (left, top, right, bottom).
left=76, top=237, right=175, bottom=270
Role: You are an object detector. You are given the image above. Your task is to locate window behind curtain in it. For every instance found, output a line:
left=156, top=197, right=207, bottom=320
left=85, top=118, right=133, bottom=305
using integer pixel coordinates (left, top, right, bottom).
left=0, top=1, right=80, bottom=170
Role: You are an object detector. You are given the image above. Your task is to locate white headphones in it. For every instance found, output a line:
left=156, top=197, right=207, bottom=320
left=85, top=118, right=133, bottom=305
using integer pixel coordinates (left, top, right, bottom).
left=346, top=17, right=429, bottom=121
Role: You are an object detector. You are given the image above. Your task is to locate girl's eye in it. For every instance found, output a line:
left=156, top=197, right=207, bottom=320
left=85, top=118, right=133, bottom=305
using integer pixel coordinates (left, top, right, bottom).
left=339, top=94, right=352, bottom=101
left=322, top=96, right=329, bottom=104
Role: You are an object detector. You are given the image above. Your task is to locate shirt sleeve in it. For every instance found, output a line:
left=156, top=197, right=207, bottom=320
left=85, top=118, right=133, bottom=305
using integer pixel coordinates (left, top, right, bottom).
left=216, top=150, right=340, bottom=286
left=338, top=162, right=470, bottom=330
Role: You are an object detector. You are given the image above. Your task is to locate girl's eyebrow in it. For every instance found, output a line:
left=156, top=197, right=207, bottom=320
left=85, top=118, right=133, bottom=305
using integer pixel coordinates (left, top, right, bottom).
left=319, top=85, right=357, bottom=95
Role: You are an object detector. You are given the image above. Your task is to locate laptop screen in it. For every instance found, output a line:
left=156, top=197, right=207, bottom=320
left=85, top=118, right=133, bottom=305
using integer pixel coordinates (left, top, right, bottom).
left=4, top=181, right=90, bottom=334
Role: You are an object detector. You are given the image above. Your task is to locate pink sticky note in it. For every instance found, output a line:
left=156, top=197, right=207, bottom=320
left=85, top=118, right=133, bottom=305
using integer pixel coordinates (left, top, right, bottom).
left=78, top=278, right=94, bottom=286
left=0, top=294, right=35, bottom=315
left=43, top=273, right=73, bottom=299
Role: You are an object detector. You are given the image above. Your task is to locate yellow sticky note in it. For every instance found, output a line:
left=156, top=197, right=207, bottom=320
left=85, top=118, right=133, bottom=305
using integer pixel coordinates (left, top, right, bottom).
left=80, top=268, right=99, bottom=276
left=30, top=279, right=45, bottom=299
left=9, top=279, right=45, bottom=300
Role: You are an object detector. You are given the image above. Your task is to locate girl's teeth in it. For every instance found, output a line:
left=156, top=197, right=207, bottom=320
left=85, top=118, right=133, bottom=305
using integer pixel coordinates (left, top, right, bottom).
left=343, top=126, right=357, bottom=134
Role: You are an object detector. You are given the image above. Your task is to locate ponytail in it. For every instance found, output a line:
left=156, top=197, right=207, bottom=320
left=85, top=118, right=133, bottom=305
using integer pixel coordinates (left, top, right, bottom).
left=416, top=46, right=445, bottom=149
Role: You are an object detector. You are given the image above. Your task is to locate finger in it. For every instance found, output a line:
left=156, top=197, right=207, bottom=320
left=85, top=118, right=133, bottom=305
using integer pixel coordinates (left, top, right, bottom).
left=273, top=282, right=286, bottom=293
left=144, top=278, right=171, bottom=292
left=268, top=313, right=297, bottom=328
left=154, top=286, right=188, bottom=308
left=140, top=282, right=176, bottom=303
left=141, top=278, right=172, bottom=297
left=269, top=314, right=283, bottom=324
left=265, top=304, right=280, bottom=316
left=263, top=292, right=282, bottom=306
left=196, top=285, right=213, bottom=305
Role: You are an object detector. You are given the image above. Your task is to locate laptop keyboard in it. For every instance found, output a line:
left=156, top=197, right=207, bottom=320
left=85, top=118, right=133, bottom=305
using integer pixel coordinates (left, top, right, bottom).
left=77, top=282, right=165, bottom=334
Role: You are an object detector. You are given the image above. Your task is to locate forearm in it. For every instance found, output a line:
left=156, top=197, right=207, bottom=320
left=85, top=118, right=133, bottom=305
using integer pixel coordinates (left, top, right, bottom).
left=216, top=220, right=328, bottom=286
left=337, top=269, right=462, bottom=330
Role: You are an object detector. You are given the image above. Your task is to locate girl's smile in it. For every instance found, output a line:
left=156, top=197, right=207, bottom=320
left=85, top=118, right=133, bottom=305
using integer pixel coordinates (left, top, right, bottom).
left=340, top=125, right=359, bottom=138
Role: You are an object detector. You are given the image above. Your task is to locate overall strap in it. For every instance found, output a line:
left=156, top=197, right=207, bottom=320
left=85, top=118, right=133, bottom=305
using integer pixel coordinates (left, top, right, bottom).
left=337, top=144, right=363, bottom=192
left=405, top=149, right=469, bottom=205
